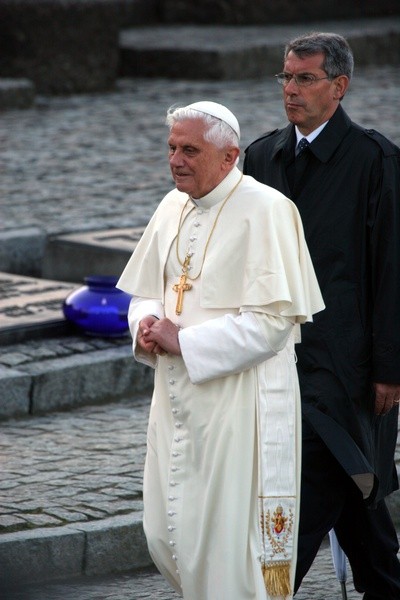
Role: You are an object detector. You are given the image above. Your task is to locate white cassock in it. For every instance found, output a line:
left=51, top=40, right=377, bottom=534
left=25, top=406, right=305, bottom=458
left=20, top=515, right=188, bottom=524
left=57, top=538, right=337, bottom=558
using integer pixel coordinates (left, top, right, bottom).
left=117, top=167, right=324, bottom=600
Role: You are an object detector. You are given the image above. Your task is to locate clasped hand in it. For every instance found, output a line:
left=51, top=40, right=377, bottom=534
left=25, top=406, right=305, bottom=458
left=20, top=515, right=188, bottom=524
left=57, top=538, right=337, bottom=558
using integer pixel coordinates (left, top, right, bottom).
left=137, top=315, right=181, bottom=356
left=374, top=382, right=400, bottom=416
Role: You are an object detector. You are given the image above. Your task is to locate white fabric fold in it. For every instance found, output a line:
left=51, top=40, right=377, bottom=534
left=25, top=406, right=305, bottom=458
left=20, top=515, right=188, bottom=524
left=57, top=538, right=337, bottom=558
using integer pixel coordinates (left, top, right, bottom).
left=117, top=168, right=324, bottom=323
left=128, top=297, right=164, bottom=367
left=179, top=311, right=293, bottom=384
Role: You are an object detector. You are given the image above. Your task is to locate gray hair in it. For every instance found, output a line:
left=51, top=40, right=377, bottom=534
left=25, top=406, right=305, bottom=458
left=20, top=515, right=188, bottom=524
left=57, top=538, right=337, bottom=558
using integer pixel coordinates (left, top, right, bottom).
left=284, top=32, right=354, bottom=80
left=165, top=106, right=240, bottom=150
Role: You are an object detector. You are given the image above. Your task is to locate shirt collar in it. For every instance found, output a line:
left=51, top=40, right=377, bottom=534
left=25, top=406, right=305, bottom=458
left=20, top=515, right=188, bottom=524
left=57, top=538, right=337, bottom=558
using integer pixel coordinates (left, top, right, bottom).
left=295, top=121, right=329, bottom=146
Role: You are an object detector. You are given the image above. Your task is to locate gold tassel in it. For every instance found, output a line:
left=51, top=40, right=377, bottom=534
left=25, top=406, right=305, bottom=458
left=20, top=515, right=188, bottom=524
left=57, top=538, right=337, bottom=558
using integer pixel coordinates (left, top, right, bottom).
left=263, top=562, right=291, bottom=598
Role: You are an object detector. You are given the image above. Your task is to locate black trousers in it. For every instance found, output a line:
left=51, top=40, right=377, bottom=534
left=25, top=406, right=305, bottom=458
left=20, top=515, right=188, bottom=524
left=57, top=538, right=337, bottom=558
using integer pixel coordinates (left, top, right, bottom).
left=295, top=420, right=400, bottom=599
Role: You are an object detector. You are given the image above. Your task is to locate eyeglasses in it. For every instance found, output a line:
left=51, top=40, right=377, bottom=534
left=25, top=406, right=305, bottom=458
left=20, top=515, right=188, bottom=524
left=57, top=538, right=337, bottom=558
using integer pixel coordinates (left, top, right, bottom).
left=275, top=73, right=331, bottom=87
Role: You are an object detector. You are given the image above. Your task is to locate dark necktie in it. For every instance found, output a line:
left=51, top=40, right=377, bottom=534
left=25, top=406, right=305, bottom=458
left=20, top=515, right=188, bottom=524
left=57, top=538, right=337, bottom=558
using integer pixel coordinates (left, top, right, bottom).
left=296, top=137, right=309, bottom=156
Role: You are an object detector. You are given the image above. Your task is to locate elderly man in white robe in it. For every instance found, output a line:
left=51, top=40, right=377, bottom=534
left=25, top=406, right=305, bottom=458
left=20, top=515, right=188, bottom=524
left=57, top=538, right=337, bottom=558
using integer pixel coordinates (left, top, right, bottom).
left=117, top=101, right=324, bottom=600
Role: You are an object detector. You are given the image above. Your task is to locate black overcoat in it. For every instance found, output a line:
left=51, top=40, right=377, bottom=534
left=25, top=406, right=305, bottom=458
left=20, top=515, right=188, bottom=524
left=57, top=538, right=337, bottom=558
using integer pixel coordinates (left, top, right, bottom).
left=244, top=104, right=400, bottom=505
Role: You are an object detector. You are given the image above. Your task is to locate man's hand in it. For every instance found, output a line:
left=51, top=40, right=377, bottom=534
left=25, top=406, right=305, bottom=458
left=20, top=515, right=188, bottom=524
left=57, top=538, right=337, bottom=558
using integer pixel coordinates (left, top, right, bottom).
left=373, top=382, right=400, bottom=416
left=137, top=315, right=165, bottom=356
left=144, top=317, right=182, bottom=356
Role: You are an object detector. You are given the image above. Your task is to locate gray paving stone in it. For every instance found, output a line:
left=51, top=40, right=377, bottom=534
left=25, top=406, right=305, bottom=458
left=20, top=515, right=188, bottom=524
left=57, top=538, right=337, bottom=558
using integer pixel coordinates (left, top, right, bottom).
left=46, top=508, right=89, bottom=523
left=21, top=513, right=64, bottom=528
left=0, top=480, right=19, bottom=490
left=0, top=515, right=27, bottom=530
left=1, top=352, right=32, bottom=367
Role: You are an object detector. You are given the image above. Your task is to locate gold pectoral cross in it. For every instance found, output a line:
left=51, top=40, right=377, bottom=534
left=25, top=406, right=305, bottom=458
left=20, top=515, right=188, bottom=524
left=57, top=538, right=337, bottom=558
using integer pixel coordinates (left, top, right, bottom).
left=173, top=272, right=192, bottom=315
left=173, top=256, right=192, bottom=315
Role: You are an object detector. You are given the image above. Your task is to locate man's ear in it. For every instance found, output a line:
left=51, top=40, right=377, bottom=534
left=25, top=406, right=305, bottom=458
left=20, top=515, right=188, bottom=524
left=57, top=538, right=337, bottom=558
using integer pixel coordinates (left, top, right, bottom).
left=333, top=75, right=349, bottom=100
left=224, top=147, right=240, bottom=168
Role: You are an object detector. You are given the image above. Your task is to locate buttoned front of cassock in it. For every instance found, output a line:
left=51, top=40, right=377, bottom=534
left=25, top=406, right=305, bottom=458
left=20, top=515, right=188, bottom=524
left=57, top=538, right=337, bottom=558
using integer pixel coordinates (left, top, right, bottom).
left=158, top=198, right=245, bottom=590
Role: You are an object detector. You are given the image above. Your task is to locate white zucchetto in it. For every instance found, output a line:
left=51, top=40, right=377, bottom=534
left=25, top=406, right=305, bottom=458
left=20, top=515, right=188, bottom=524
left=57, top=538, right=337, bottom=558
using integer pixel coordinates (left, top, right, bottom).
left=186, top=101, right=240, bottom=140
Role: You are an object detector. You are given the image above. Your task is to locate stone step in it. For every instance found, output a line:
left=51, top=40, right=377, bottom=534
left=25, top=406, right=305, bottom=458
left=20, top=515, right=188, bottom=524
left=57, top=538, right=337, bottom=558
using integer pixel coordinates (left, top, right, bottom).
left=0, top=272, right=77, bottom=345
left=0, top=231, right=152, bottom=421
left=0, top=78, right=35, bottom=110
left=0, top=334, right=152, bottom=420
left=42, top=226, right=145, bottom=283
left=0, top=514, right=152, bottom=588
left=0, top=227, right=145, bottom=283
left=119, top=17, right=400, bottom=79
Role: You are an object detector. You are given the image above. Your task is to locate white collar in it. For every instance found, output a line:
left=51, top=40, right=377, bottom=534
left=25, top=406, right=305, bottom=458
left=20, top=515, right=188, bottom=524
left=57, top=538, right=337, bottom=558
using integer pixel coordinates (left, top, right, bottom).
left=191, top=167, right=242, bottom=209
left=295, top=121, right=328, bottom=146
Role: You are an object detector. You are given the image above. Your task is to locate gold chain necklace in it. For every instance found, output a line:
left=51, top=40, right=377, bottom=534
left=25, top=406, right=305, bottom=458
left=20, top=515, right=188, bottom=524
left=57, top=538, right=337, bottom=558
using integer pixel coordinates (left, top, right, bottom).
left=173, top=172, right=243, bottom=315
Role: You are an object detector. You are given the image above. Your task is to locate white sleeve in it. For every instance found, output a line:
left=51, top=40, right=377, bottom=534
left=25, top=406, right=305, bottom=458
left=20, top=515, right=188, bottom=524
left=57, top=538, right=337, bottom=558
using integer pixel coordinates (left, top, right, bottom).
left=179, top=311, right=293, bottom=384
left=127, top=296, right=164, bottom=368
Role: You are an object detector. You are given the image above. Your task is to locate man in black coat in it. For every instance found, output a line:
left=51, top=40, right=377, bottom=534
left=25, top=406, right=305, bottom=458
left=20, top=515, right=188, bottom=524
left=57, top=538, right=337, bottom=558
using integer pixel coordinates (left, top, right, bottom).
left=244, top=32, right=400, bottom=599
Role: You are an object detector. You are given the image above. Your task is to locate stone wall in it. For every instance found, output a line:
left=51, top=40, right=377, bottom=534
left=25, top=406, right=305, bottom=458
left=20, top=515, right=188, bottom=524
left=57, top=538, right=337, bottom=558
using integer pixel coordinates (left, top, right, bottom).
left=162, top=0, right=400, bottom=24
left=0, top=0, right=120, bottom=94
left=116, top=0, right=161, bottom=26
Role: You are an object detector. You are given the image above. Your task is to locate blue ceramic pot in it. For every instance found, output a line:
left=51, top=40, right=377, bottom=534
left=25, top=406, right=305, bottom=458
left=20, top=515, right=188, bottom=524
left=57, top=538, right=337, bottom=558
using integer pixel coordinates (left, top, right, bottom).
left=63, top=275, right=131, bottom=337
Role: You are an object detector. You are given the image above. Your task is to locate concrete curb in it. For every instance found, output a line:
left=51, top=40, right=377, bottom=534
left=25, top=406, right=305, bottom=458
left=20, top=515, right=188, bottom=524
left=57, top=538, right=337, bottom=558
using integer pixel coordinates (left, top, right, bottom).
left=0, top=513, right=152, bottom=588
left=0, top=341, right=153, bottom=420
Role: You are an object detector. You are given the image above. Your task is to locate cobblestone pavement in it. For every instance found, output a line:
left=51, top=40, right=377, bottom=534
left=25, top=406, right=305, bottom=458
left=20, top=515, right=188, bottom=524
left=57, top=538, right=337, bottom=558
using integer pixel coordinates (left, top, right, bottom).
left=1, top=66, right=400, bottom=237
left=0, top=388, right=397, bottom=533
left=0, top=396, right=148, bottom=533
left=0, top=334, right=131, bottom=372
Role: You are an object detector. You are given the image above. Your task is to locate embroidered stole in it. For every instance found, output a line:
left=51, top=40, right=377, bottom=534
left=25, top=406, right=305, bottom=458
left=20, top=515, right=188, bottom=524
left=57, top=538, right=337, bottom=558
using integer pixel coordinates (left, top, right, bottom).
left=257, top=330, right=299, bottom=599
